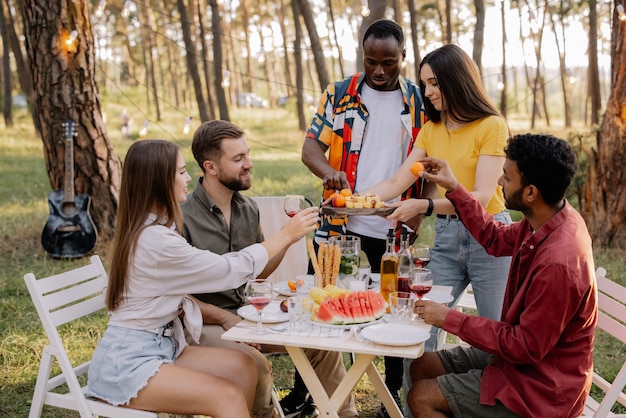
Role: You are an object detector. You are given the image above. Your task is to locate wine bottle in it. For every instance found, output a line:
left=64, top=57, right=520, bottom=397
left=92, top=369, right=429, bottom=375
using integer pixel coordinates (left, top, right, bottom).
left=397, top=226, right=413, bottom=294
left=380, top=228, right=398, bottom=312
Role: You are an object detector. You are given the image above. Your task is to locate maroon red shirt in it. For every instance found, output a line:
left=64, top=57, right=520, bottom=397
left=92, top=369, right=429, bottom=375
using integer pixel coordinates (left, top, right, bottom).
left=443, top=185, right=597, bottom=417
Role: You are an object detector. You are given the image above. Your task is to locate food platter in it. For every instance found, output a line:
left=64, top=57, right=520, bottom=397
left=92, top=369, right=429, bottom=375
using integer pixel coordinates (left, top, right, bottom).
left=321, top=206, right=395, bottom=216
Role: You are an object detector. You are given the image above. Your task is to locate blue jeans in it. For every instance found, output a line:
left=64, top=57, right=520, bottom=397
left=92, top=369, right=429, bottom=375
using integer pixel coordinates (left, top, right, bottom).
left=403, top=211, right=512, bottom=417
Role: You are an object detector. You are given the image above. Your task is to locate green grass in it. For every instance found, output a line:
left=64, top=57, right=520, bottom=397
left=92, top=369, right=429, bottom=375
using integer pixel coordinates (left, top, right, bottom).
left=1, top=98, right=625, bottom=417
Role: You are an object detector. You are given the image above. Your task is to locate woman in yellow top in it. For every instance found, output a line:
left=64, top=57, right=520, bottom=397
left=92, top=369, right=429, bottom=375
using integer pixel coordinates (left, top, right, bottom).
left=367, top=44, right=512, bottom=331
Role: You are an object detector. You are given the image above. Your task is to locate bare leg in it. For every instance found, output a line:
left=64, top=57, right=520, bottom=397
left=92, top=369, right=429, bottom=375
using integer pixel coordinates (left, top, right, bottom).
left=407, top=352, right=452, bottom=418
left=128, top=345, right=258, bottom=417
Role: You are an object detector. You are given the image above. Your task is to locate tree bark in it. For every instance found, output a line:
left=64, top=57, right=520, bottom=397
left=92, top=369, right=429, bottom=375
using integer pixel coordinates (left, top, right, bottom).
left=0, top=0, right=13, bottom=127
left=4, top=0, right=32, bottom=110
left=472, top=0, right=485, bottom=74
left=176, top=0, right=210, bottom=122
left=587, top=0, right=601, bottom=125
left=138, top=0, right=161, bottom=121
left=297, top=0, right=329, bottom=91
left=22, top=0, right=121, bottom=241
left=583, top=4, right=626, bottom=248
left=292, top=0, right=306, bottom=131
left=408, top=0, right=421, bottom=80
left=210, top=0, right=229, bottom=120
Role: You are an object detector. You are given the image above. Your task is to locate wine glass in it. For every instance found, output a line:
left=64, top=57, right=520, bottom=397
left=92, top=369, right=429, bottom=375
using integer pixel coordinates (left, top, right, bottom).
left=244, top=279, right=273, bottom=334
left=283, top=195, right=306, bottom=217
left=410, top=268, right=433, bottom=319
left=411, top=244, right=431, bottom=268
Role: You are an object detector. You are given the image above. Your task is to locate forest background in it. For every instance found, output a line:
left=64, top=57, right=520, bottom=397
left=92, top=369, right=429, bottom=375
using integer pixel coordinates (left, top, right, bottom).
left=1, top=0, right=626, bottom=416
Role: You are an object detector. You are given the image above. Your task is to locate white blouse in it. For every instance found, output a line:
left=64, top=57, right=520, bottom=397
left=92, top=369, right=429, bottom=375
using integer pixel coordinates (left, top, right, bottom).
left=107, top=215, right=268, bottom=349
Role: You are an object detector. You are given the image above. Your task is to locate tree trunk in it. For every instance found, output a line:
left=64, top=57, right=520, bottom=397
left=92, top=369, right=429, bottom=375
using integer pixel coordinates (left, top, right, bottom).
left=356, top=0, right=386, bottom=72
left=327, top=0, right=344, bottom=80
left=197, top=0, right=215, bottom=120
left=4, top=0, right=32, bottom=109
left=297, top=0, right=329, bottom=91
left=499, top=0, right=507, bottom=116
left=210, top=0, right=229, bottom=120
left=587, top=0, right=601, bottom=125
left=278, top=0, right=294, bottom=96
left=547, top=1, right=571, bottom=128
left=176, top=0, right=210, bottom=122
left=472, top=0, right=485, bottom=74
left=138, top=0, right=161, bottom=121
left=292, top=0, right=306, bottom=131
left=0, top=0, right=13, bottom=127
left=22, top=0, right=121, bottom=241
left=583, top=5, right=626, bottom=248
left=408, top=0, right=421, bottom=80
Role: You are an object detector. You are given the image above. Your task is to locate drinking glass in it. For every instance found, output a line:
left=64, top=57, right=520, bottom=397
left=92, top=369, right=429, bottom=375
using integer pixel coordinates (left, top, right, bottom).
left=388, top=291, right=415, bottom=323
left=410, top=268, right=433, bottom=320
left=283, top=195, right=306, bottom=217
left=328, top=235, right=361, bottom=288
left=244, top=279, right=273, bottom=334
left=411, top=244, right=432, bottom=268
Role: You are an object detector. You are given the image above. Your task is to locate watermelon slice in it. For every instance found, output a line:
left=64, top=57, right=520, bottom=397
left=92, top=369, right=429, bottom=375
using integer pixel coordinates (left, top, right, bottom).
left=357, top=291, right=376, bottom=323
left=367, top=291, right=387, bottom=319
left=347, top=292, right=365, bottom=322
left=316, top=300, right=344, bottom=324
left=337, top=294, right=354, bottom=323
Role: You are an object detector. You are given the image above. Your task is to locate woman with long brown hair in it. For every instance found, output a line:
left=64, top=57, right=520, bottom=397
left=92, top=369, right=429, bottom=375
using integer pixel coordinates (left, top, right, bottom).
left=85, top=140, right=319, bottom=417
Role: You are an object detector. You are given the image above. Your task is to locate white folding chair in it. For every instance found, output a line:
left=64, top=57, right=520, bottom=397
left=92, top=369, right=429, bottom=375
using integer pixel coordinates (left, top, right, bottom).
left=24, top=255, right=157, bottom=418
left=251, top=196, right=309, bottom=284
left=581, top=267, right=626, bottom=417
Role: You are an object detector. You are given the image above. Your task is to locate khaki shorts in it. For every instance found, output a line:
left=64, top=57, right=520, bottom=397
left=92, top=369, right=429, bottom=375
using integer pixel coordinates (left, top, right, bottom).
left=437, top=346, right=523, bottom=418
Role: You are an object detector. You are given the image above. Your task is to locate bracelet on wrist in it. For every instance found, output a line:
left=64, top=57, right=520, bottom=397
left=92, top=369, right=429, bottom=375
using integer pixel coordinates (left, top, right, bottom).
left=424, top=198, right=434, bottom=217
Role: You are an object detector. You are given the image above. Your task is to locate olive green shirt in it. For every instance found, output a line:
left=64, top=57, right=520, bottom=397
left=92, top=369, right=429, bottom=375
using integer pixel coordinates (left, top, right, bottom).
left=181, top=178, right=264, bottom=312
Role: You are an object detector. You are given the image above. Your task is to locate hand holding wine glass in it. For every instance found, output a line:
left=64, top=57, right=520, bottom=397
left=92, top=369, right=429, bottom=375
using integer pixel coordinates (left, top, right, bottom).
left=284, top=195, right=306, bottom=217
left=410, top=268, right=433, bottom=320
left=244, top=279, right=273, bottom=334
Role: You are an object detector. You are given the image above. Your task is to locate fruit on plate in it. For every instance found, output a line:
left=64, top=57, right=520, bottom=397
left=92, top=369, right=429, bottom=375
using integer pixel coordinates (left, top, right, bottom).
left=331, top=193, right=346, bottom=207
left=313, top=290, right=387, bottom=325
left=410, top=161, right=425, bottom=177
left=339, top=188, right=352, bottom=197
left=288, top=280, right=297, bottom=292
left=279, top=299, right=288, bottom=312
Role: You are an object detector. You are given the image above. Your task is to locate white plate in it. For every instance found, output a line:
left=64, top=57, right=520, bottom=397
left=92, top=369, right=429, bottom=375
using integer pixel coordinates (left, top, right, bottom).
left=237, top=301, right=289, bottom=323
left=424, top=290, right=454, bottom=304
left=311, top=316, right=385, bottom=330
left=273, top=281, right=296, bottom=296
left=360, top=323, right=430, bottom=346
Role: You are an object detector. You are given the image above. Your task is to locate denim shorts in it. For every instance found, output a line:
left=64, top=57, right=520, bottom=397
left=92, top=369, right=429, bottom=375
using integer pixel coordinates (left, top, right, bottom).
left=437, top=345, right=522, bottom=417
left=85, top=325, right=178, bottom=406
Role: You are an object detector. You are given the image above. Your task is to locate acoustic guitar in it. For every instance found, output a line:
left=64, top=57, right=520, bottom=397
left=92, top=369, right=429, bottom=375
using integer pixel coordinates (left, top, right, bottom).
left=41, top=120, right=98, bottom=258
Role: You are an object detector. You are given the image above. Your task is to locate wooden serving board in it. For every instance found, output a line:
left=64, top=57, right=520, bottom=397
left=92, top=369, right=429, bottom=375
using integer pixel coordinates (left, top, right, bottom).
left=320, top=206, right=395, bottom=216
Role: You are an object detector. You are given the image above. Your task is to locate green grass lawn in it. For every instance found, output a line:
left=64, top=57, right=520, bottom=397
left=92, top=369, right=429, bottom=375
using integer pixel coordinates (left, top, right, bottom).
left=1, top=103, right=625, bottom=417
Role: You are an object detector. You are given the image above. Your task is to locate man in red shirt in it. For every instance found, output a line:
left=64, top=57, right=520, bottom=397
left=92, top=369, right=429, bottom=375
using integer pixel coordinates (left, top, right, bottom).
left=408, top=133, right=597, bottom=417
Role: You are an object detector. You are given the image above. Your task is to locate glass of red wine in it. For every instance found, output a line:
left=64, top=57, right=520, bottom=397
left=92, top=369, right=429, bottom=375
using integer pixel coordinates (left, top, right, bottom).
left=410, top=268, right=433, bottom=320
left=244, top=279, right=273, bottom=334
left=411, top=244, right=431, bottom=268
left=283, top=195, right=306, bottom=218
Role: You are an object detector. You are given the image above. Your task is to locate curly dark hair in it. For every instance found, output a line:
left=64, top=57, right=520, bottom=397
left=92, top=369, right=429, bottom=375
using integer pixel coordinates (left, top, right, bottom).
left=362, top=19, right=404, bottom=49
left=505, top=133, right=578, bottom=205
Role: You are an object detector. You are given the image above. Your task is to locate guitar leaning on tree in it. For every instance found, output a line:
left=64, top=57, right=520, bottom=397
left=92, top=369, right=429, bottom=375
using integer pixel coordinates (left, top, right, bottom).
left=41, top=120, right=98, bottom=258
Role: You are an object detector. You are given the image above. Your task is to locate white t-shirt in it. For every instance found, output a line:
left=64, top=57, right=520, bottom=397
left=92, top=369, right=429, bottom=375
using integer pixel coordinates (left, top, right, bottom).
left=349, top=84, right=407, bottom=240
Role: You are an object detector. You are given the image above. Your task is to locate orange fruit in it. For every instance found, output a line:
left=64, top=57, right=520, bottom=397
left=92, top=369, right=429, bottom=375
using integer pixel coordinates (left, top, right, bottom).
left=332, top=194, right=346, bottom=207
left=288, top=280, right=297, bottom=292
left=339, top=188, right=352, bottom=197
left=410, top=161, right=426, bottom=177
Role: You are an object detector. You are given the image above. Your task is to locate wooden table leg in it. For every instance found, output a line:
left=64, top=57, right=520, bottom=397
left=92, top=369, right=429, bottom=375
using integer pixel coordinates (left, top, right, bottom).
left=365, top=359, right=404, bottom=418
left=285, top=345, right=339, bottom=417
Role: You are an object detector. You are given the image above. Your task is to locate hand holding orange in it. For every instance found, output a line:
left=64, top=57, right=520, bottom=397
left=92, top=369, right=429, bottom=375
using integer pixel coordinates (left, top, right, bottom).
left=410, top=161, right=426, bottom=177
